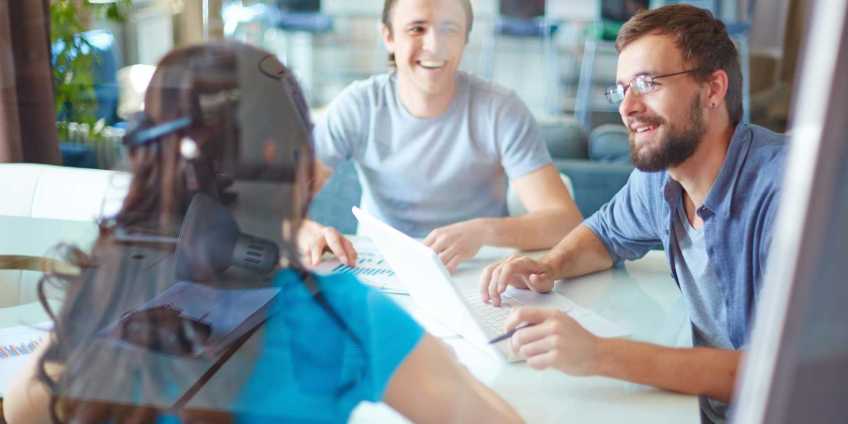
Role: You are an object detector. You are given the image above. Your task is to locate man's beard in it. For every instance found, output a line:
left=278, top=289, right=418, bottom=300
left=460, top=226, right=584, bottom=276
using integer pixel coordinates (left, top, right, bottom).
left=629, top=95, right=706, bottom=172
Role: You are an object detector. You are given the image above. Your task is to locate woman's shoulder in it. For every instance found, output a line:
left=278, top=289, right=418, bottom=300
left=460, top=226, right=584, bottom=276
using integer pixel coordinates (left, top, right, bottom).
left=272, top=268, right=379, bottom=313
left=273, top=267, right=371, bottom=297
left=271, top=267, right=420, bottom=334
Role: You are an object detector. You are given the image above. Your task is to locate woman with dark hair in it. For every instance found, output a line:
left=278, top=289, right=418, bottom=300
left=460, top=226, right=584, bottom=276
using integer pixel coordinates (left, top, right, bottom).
left=3, top=41, right=522, bottom=423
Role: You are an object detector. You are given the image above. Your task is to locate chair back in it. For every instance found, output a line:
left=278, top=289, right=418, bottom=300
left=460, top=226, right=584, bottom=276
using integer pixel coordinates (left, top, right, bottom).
left=499, top=0, right=546, bottom=20
left=0, top=164, right=129, bottom=222
left=277, top=0, right=321, bottom=13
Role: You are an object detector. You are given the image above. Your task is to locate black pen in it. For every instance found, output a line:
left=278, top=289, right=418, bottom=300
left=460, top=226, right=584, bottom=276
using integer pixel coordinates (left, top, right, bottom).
left=488, top=323, right=531, bottom=344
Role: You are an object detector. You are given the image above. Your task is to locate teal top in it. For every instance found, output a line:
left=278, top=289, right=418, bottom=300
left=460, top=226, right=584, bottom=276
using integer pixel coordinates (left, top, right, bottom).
left=231, top=268, right=424, bottom=422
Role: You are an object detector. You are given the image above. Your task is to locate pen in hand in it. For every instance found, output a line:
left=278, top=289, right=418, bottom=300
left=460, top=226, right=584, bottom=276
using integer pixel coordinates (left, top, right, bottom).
left=488, top=323, right=531, bottom=344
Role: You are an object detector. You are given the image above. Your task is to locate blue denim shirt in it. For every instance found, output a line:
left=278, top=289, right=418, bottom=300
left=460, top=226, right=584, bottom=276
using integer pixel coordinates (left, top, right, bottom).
left=584, top=124, right=786, bottom=348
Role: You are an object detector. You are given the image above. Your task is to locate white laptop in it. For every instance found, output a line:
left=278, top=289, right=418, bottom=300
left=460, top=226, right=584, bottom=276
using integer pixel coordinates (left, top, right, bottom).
left=352, top=207, right=627, bottom=362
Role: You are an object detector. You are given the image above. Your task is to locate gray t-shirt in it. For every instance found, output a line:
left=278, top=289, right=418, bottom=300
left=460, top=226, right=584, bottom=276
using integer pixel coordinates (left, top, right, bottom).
left=671, top=201, right=733, bottom=424
left=313, top=71, right=551, bottom=237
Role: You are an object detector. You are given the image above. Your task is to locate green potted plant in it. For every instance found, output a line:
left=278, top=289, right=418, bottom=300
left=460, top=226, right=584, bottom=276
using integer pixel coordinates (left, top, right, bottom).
left=50, top=0, right=132, bottom=166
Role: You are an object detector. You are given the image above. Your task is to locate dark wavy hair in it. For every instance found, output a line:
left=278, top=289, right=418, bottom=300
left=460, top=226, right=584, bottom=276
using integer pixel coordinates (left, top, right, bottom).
left=34, top=41, right=315, bottom=423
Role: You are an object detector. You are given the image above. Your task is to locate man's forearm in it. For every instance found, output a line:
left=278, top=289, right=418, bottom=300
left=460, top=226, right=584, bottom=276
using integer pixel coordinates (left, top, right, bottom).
left=478, top=208, right=582, bottom=251
left=594, top=338, right=741, bottom=403
left=542, top=224, right=614, bottom=279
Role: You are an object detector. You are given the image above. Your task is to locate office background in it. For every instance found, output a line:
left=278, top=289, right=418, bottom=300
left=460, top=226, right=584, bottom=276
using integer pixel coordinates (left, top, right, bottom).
left=110, top=0, right=800, bottom=127
left=0, top=0, right=810, bottom=230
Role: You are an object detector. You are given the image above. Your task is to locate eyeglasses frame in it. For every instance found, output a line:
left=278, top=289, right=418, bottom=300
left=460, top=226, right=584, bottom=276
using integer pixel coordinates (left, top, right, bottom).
left=605, top=68, right=704, bottom=104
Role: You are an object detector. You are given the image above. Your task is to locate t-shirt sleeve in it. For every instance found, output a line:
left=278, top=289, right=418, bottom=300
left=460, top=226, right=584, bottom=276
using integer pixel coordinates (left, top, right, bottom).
left=358, top=285, right=424, bottom=401
left=583, top=170, right=662, bottom=264
left=234, top=270, right=423, bottom=422
left=494, top=92, right=552, bottom=179
left=312, top=81, right=370, bottom=169
left=303, top=272, right=423, bottom=403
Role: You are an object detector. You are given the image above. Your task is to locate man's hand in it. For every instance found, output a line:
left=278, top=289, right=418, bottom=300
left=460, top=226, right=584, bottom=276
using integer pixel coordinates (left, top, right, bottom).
left=505, top=307, right=600, bottom=376
left=298, top=220, right=357, bottom=266
left=423, top=219, right=488, bottom=273
left=479, top=256, right=555, bottom=306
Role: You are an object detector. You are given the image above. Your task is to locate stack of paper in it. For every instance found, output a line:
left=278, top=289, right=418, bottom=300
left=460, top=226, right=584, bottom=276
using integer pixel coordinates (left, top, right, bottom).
left=0, top=322, right=52, bottom=395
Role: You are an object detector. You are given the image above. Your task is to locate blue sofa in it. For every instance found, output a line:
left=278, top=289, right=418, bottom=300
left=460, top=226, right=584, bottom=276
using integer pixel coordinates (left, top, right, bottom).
left=542, top=120, right=633, bottom=217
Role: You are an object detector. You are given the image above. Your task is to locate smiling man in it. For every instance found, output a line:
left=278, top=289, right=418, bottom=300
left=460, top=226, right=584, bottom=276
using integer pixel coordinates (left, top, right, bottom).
left=479, top=5, right=787, bottom=423
left=299, top=0, right=582, bottom=272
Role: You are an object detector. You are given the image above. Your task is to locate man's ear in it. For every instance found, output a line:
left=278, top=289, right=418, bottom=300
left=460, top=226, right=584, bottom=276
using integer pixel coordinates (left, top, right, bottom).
left=380, top=23, right=395, bottom=55
left=706, top=69, right=730, bottom=109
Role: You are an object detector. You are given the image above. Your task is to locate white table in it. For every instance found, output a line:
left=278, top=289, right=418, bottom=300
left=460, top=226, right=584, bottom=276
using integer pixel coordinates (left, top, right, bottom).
left=0, top=216, right=698, bottom=422
left=0, top=215, right=99, bottom=312
left=351, top=243, right=698, bottom=424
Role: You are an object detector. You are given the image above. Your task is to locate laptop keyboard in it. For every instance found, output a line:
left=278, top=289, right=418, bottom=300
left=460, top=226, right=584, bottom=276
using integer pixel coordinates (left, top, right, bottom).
left=462, top=290, right=513, bottom=337
left=461, top=290, right=524, bottom=361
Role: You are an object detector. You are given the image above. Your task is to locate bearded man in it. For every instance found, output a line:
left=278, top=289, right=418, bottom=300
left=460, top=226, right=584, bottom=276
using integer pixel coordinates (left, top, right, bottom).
left=479, top=5, right=786, bottom=423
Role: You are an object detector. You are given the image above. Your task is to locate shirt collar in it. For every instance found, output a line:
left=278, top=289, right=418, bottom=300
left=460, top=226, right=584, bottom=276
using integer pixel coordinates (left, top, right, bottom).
left=662, top=123, right=753, bottom=219
left=662, top=175, right=683, bottom=210
left=703, top=123, right=752, bottom=218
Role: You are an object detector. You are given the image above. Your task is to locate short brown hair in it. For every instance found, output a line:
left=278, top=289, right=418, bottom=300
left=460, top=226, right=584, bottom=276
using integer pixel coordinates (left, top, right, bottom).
left=616, top=4, right=743, bottom=125
left=382, top=0, right=474, bottom=67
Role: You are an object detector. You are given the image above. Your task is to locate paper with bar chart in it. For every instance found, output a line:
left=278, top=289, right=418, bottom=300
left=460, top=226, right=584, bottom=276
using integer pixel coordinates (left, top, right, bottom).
left=310, top=241, right=406, bottom=294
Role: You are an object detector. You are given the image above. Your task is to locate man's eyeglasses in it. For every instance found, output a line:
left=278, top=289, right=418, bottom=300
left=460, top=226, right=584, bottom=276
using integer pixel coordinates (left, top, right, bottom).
left=605, top=69, right=701, bottom=104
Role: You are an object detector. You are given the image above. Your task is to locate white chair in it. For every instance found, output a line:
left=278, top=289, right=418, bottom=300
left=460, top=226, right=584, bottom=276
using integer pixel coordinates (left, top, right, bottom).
left=0, top=163, right=130, bottom=221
